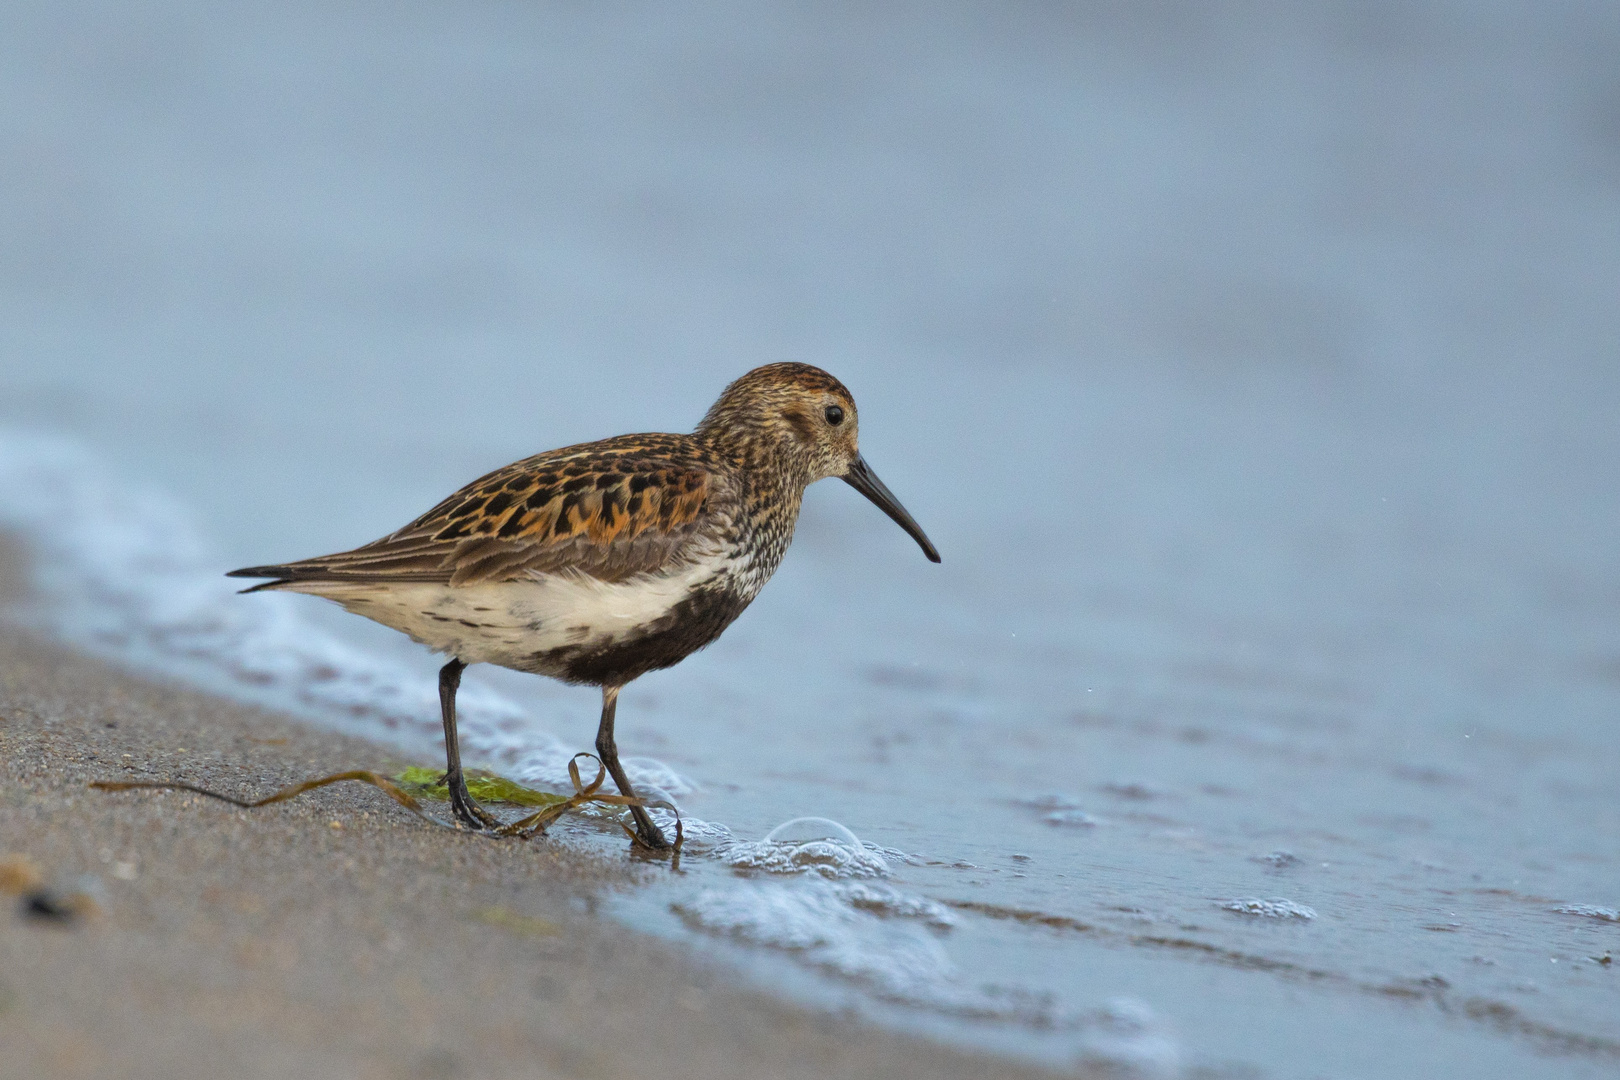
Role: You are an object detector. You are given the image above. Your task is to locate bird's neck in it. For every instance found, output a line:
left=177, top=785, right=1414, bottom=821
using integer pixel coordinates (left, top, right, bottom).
left=695, top=421, right=816, bottom=491
left=694, top=429, right=810, bottom=599
left=739, top=449, right=808, bottom=554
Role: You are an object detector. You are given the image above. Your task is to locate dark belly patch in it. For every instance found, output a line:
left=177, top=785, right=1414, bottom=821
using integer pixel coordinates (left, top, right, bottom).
left=533, top=586, right=749, bottom=686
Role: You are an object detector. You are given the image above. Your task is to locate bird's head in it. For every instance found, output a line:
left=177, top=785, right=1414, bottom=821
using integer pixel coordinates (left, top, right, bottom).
left=697, top=363, right=940, bottom=562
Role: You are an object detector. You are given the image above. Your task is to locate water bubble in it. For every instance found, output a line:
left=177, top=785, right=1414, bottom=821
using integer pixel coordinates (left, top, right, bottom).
left=764, top=816, right=864, bottom=848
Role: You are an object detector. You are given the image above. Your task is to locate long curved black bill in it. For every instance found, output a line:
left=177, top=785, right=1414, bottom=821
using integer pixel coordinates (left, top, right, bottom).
left=842, top=454, right=941, bottom=563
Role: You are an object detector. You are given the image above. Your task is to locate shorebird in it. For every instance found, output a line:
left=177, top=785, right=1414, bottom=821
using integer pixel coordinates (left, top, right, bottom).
left=228, top=364, right=939, bottom=849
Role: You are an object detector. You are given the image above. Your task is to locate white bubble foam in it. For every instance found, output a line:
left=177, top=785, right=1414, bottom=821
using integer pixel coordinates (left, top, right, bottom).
left=1219, top=897, right=1318, bottom=920
left=719, top=817, right=891, bottom=879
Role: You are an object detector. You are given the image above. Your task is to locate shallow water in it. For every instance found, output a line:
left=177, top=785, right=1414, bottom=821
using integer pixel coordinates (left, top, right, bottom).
left=3, top=2, right=1619, bottom=1076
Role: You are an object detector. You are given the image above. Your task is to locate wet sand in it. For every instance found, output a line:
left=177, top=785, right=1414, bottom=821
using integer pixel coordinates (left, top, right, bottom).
left=0, top=547, right=1070, bottom=1080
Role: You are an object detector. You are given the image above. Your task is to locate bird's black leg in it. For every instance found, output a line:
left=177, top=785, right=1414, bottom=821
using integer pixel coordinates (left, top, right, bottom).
left=439, top=658, right=499, bottom=830
left=595, top=684, right=670, bottom=850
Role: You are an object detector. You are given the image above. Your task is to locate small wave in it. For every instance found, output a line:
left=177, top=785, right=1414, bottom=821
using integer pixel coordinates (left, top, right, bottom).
left=1554, top=905, right=1619, bottom=922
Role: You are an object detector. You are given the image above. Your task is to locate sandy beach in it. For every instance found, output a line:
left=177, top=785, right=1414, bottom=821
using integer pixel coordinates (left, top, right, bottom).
left=0, top=544, right=1070, bottom=1080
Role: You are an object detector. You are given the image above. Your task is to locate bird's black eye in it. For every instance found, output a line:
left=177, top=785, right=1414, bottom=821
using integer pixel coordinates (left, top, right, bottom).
left=824, top=405, right=844, bottom=426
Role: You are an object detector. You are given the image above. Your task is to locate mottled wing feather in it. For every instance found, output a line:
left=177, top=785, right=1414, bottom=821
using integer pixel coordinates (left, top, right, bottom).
left=231, top=435, right=727, bottom=588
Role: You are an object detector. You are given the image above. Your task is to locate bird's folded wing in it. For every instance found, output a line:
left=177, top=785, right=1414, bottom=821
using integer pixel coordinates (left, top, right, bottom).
left=229, top=440, right=726, bottom=589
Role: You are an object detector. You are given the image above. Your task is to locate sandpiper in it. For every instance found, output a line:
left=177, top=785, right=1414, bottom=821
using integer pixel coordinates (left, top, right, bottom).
left=228, top=364, right=939, bottom=848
